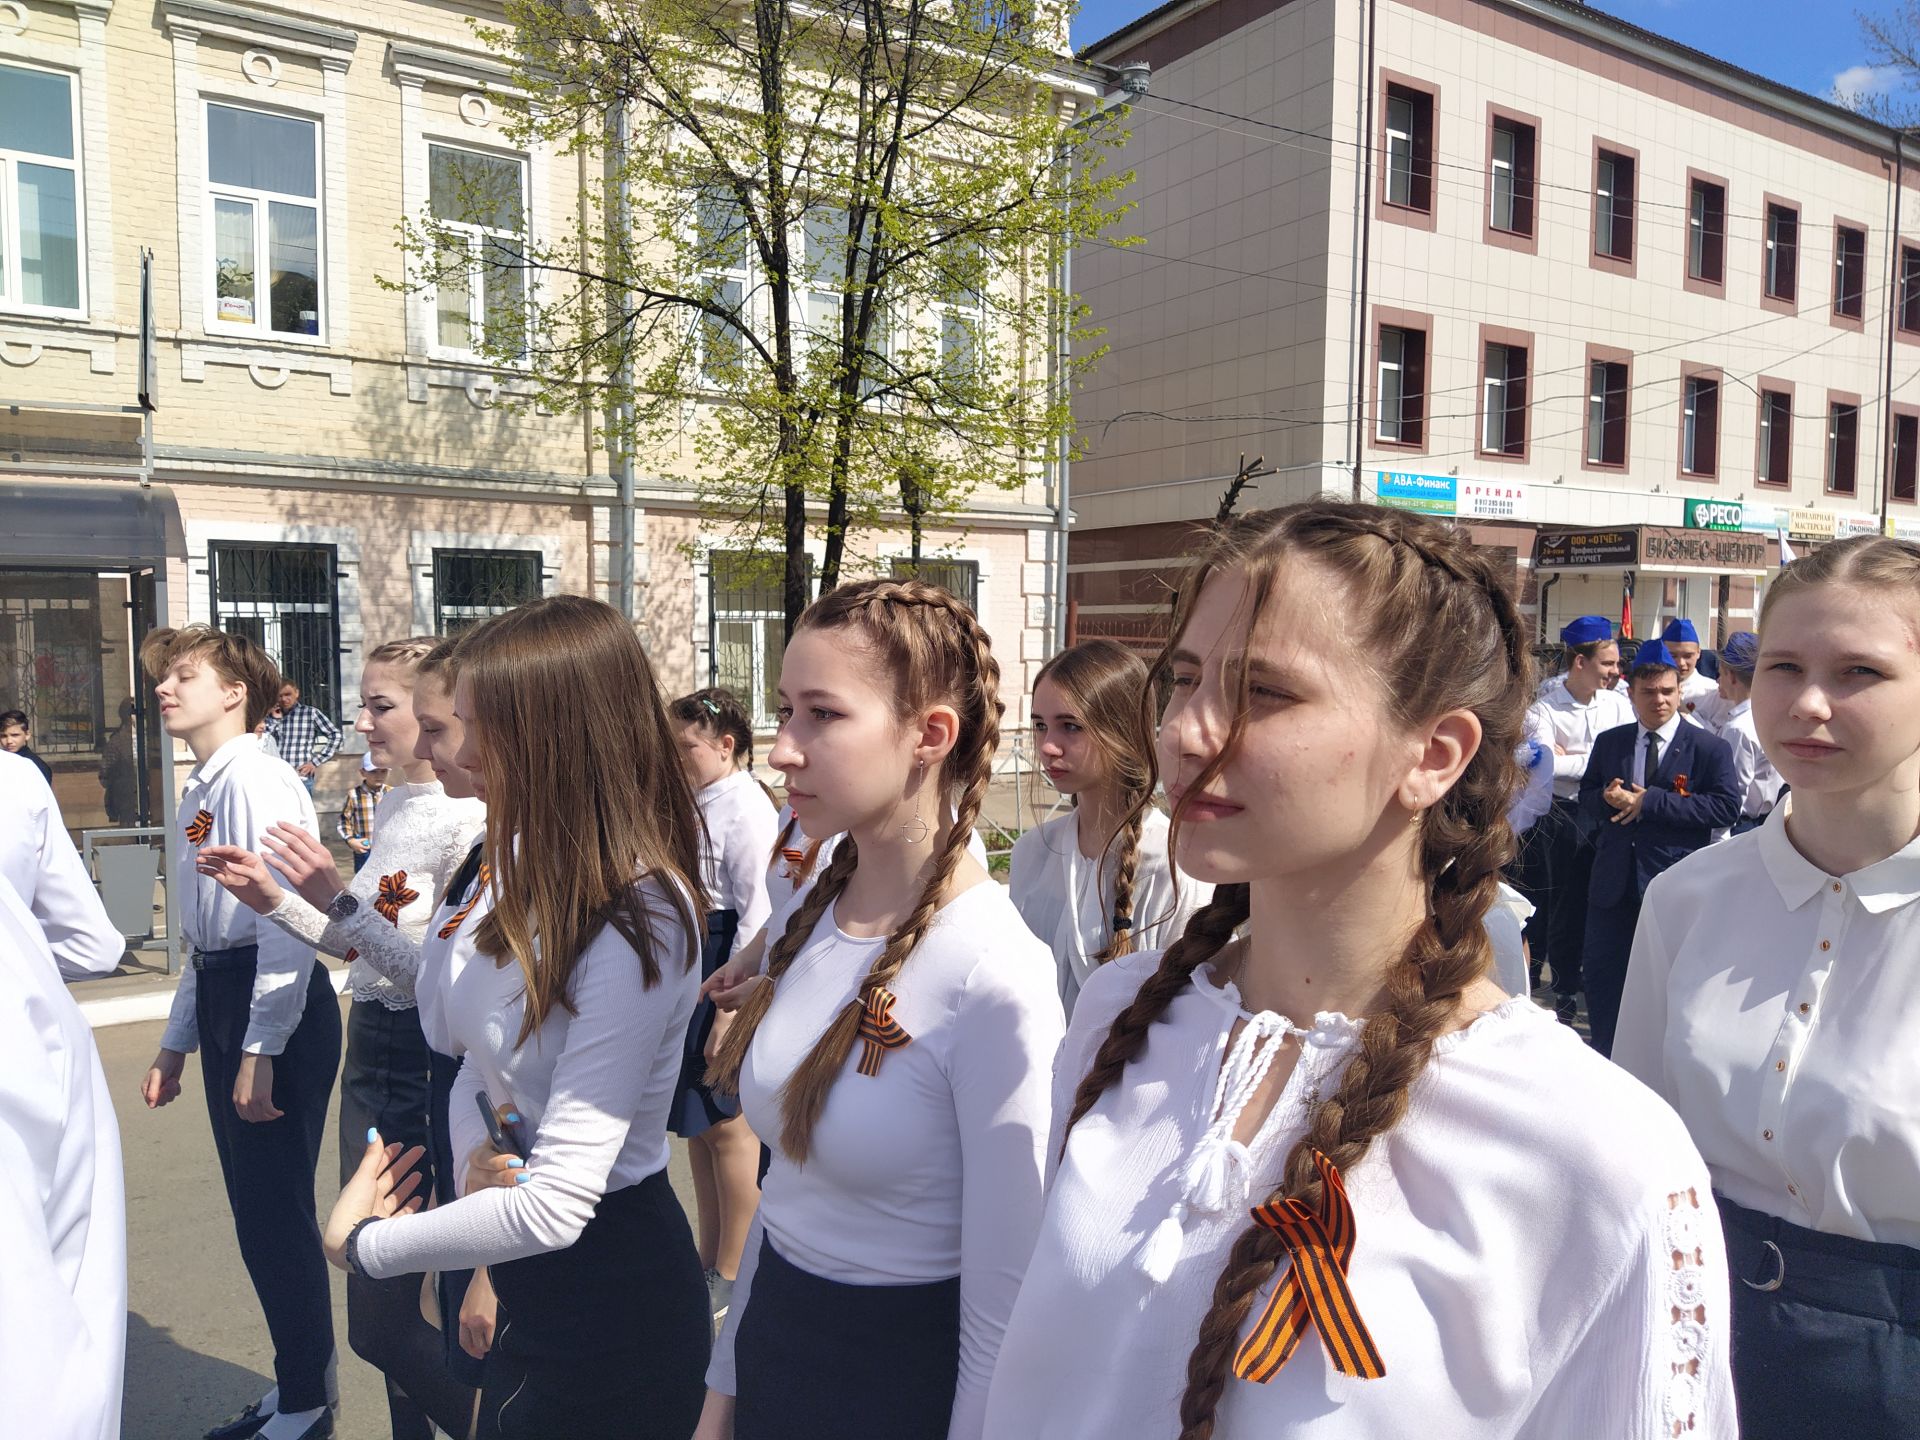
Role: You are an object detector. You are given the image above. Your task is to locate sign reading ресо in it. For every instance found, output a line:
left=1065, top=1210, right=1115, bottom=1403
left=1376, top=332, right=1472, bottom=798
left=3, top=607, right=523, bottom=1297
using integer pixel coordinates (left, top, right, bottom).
left=1685, top=499, right=1744, bottom=532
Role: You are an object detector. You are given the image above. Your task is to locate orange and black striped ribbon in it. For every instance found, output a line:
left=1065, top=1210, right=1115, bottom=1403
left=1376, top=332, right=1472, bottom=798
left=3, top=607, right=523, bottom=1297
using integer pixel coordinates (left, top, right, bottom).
left=185, top=808, right=214, bottom=845
left=374, top=870, right=419, bottom=924
left=1232, top=1150, right=1386, bottom=1384
left=854, top=987, right=911, bottom=1076
left=437, top=864, right=491, bottom=940
left=780, top=846, right=808, bottom=865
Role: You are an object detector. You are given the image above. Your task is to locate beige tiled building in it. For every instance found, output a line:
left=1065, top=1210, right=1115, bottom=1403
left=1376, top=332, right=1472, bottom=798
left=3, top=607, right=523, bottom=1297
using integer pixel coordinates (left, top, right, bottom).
left=1, top=0, right=1071, bottom=838
left=1073, top=0, right=1920, bottom=650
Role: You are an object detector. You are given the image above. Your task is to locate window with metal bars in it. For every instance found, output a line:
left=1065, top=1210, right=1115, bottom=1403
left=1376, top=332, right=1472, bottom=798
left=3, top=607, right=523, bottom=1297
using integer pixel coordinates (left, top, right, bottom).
left=209, top=541, right=340, bottom=717
left=432, top=549, right=541, bottom=636
left=709, top=550, right=812, bottom=729
left=890, top=557, right=980, bottom=612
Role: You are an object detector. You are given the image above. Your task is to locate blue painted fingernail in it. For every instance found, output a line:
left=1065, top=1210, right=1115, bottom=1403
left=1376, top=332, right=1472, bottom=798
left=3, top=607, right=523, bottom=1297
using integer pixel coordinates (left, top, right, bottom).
left=367, top=1127, right=380, bottom=1143
left=507, top=1157, right=524, bottom=1169
left=505, top=1112, right=521, bottom=1124
left=514, top=1172, right=530, bottom=1184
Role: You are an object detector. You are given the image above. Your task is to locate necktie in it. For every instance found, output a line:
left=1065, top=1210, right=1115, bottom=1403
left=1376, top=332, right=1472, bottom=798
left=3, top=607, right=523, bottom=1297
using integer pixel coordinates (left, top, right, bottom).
left=1644, top=729, right=1661, bottom=783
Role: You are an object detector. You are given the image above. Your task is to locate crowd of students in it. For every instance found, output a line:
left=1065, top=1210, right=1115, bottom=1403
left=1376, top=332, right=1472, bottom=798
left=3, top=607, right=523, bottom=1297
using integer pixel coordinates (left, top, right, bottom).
left=5, top=497, right=1916, bottom=1440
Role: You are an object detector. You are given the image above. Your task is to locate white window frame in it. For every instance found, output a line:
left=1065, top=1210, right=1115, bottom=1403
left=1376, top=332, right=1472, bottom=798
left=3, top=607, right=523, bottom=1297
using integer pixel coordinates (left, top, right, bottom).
left=931, top=238, right=986, bottom=389
left=703, top=546, right=818, bottom=731
left=1759, top=392, right=1789, bottom=485
left=693, top=185, right=753, bottom=390
left=1483, top=343, right=1522, bottom=455
left=1683, top=377, right=1716, bottom=476
left=1377, top=328, right=1407, bottom=443
left=797, top=202, right=892, bottom=402
left=425, top=141, right=530, bottom=364
left=1586, top=362, right=1608, bottom=464
left=1765, top=205, right=1796, bottom=300
left=1489, top=124, right=1516, bottom=234
left=1828, top=402, right=1859, bottom=492
left=202, top=99, right=326, bottom=344
left=1385, top=94, right=1414, bottom=208
left=0, top=59, right=87, bottom=319
left=1596, top=156, right=1619, bottom=257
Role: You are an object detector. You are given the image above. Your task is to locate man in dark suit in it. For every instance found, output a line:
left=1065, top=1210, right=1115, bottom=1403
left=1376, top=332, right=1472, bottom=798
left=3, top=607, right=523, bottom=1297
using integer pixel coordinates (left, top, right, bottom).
left=1578, top=639, right=1739, bottom=1056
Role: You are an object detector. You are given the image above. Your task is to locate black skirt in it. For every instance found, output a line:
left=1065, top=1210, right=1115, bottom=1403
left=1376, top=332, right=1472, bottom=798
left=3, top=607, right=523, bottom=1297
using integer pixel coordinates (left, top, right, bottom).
left=734, top=1232, right=960, bottom=1440
left=1719, top=1193, right=1920, bottom=1440
left=671, top=908, right=740, bottom=1138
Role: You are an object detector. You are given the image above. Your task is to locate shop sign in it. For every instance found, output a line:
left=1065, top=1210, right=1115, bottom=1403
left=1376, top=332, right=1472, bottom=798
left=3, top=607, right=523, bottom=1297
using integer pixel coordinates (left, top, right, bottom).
left=1787, top=509, right=1837, bottom=540
left=1534, top=528, right=1639, bottom=568
left=1740, top=501, right=1781, bottom=535
left=1836, top=512, right=1881, bottom=538
left=1887, top=516, right=1920, bottom=541
left=1458, top=478, right=1529, bottom=519
left=1640, top=525, right=1769, bottom=570
left=1684, top=499, right=1744, bottom=532
left=1375, top=470, right=1456, bottom=514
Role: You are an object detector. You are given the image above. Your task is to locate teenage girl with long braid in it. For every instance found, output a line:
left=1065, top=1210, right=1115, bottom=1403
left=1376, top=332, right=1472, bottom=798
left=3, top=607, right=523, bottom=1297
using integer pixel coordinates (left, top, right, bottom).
left=985, top=501, right=1734, bottom=1439
left=694, top=578, right=1063, bottom=1440
left=1011, top=638, right=1213, bottom=1016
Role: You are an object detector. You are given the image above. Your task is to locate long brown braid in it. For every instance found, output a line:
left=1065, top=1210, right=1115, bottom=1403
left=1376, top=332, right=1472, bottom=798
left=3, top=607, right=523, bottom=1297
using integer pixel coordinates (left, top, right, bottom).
left=706, top=577, right=1004, bottom=1163
left=1059, top=500, right=1532, bottom=1440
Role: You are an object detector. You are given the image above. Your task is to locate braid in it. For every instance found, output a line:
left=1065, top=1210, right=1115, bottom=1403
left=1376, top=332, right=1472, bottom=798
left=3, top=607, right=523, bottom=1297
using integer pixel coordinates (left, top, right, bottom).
left=1091, top=803, right=1148, bottom=964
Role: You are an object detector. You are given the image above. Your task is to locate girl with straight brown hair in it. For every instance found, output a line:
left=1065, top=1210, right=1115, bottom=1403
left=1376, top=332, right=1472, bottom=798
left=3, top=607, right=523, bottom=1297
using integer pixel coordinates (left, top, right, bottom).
left=985, top=500, right=1734, bottom=1439
left=320, top=595, right=710, bottom=1440
left=1011, top=638, right=1212, bottom=1016
left=693, top=578, right=1062, bottom=1440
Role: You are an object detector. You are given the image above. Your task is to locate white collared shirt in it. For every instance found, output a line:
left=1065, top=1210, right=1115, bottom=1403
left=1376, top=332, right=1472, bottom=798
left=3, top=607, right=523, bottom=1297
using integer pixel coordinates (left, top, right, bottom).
left=1630, top=713, right=1684, bottom=789
left=0, top=751, right=124, bottom=979
left=159, top=734, right=320, bottom=1056
left=1719, top=701, right=1783, bottom=819
left=1617, top=799, right=1920, bottom=1246
left=697, top=769, right=779, bottom=956
left=1530, top=682, right=1633, bottom=799
left=1680, top=671, right=1728, bottom=734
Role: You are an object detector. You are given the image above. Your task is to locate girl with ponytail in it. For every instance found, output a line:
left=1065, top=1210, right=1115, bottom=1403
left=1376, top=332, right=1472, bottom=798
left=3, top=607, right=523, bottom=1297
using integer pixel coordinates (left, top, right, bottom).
left=985, top=500, right=1733, bottom=1439
left=695, top=578, right=1062, bottom=1440
left=1011, top=638, right=1213, bottom=1016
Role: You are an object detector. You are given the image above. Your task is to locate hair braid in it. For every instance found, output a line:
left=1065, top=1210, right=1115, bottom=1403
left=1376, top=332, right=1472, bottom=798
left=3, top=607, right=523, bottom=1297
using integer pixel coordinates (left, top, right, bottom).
left=1092, top=805, right=1148, bottom=964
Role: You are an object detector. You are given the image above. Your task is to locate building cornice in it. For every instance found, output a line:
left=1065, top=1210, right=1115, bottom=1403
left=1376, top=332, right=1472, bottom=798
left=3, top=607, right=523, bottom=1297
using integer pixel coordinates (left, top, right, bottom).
left=158, top=0, right=357, bottom=64
left=387, top=39, right=522, bottom=97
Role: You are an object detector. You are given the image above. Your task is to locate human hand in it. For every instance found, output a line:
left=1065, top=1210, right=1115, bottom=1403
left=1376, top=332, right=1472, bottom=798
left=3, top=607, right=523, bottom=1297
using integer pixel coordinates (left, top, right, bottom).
left=259, top=822, right=348, bottom=911
left=297, top=763, right=318, bottom=778
left=1602, top=778, right=1632, bottom=811
left=323, top=1130, right=427, bottom=1269
left=142, top=1048, right=186, bottom=1108
left=705, top=1004, right=738, bottom=1064
left=464, top=1132, right=528, bottom=1195
left=233, top=1053, right=284, bottom=1122
left=459, top=1268, right=498, bottom=1359
left=195, top=845, right=286, bottom=915
left=1610, top=784, right=1648, bottom=825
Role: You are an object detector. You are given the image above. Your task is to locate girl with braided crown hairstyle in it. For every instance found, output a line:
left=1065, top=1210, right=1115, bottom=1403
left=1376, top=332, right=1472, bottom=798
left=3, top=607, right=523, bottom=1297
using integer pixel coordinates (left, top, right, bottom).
left=985, top=500, right=1734, bottom=1440
left=1011, top=638, right=1213, bottom=1016
left=695, top=577, right=1062, bottom=1440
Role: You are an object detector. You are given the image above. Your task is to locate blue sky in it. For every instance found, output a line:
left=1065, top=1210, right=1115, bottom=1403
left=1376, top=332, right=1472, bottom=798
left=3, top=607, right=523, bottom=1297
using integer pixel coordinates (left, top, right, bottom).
left=1070, top=0, right=1915, bottom=115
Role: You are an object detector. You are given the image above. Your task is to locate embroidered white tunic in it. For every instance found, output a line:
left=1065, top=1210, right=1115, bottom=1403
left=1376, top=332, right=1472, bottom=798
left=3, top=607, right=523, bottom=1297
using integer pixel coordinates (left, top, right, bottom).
left=983, top=951, right=1735, bottom=1440
left=698, top=769, right=779, bottom=955
left=1008, top=808, right=1214, bottom=1015
left=707, top=880, right=1063, bottom=1440
left=1616, top=799, right=1920, bottom=1247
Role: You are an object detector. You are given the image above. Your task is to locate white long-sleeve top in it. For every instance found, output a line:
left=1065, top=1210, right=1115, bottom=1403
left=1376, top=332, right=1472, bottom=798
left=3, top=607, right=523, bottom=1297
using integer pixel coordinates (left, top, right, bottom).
left=1008, top=807, right=1213, bottom=1016
left=1529, top=683, right=1632, bottom=799
left=985, top=951, right=1734, bottom=1440
left=1615, top=799, right=1920, bottom=1248
left=161, top=734, right=320, bottom=1057
left=1680, top=670, right=1728, bottom=734
left=1507, top=709, right=1556, bottom=835
left=0, top=881, right=125, bottom=1440
left=1717, top=701, right=1782, bottom=820
left=263, top=781, right=485, bottom=1008
left=357, top=870, right=698, bottom=1277
left=766, top=806, right=992, bottom=916
left=0, top=751, right=125, bottom=979
left=707, top=879, right=1063, bottom=1440
left=698, top=769, right=779, bottom=955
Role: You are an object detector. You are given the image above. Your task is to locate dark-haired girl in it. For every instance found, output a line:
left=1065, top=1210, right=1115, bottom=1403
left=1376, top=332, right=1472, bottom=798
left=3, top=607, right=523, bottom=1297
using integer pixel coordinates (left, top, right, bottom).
left=986, top=501, right=1734, bottom=1439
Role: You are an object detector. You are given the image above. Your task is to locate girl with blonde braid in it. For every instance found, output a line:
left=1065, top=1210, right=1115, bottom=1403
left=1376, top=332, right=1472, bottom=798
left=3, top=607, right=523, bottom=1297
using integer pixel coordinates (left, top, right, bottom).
left=695, top=578, right=1062, bottom=1440
left=1011, top=638, right=1212, bottom=1016
left=985, top=500, right=1734, bottom=1440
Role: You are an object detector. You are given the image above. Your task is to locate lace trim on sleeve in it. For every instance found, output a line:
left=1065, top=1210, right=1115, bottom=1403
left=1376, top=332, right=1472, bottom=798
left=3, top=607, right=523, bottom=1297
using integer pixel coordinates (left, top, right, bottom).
left=1663, top=1187, right=1712, bottom=1437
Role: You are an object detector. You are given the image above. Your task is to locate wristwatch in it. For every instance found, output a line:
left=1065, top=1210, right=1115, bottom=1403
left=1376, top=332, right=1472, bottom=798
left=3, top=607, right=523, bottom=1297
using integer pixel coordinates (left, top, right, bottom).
left=326, top=890, right=361, bottom=922
left=344, top=1216, right=378, bottom=1277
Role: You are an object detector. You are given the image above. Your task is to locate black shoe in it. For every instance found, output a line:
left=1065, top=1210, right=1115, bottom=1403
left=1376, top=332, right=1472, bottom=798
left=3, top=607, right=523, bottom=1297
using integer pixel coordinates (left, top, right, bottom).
left=1554, top=994, right=1580, bottom=1026
left=281, top=1412, right=335, bottom=1440
left=204, top=1405, right=271, bottom=1440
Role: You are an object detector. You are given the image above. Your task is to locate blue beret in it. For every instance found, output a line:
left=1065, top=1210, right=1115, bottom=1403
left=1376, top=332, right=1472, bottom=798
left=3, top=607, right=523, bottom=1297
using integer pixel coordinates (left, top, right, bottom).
left=1660, top=618, right=1700, bottom=644
left=1631, top=639, right=1678, bottom=671
left=1721, top=631, right=1760, bottom=673
left=1559, top=615, right=1613, bottom=646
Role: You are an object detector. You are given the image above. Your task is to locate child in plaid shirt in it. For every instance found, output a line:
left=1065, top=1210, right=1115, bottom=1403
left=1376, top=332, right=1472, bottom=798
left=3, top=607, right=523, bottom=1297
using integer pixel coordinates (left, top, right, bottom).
left=338, top=756, right=389, bottom=873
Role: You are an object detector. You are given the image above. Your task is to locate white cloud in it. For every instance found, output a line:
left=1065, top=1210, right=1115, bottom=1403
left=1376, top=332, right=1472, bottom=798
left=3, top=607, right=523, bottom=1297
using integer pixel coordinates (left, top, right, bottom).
left=1832, top=63, right=1906, bottom=105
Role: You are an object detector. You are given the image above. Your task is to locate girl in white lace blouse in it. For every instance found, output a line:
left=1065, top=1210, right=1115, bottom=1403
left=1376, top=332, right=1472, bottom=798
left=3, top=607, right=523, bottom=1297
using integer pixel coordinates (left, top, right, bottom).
left=985, top=501, right=1735, bottom=1440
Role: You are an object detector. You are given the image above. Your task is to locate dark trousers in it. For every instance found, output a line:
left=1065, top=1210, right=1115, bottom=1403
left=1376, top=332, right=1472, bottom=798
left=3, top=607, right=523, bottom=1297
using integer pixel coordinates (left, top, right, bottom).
left=1505, top=815, right=1553, bottom=968
left=1719, top=1194, right=1920, bottom=1439
left=428, top=1046, right=489, bottom=1393
left=474, top=1170, right=708, bottom=1440
left=195, top=952, right=343, bottom=1413
left=340, top=1002, right=475, bottom=1440
left=1543, top=800, right=1596, bottom=998
left=1581, top=893, right=1640, bottom=1057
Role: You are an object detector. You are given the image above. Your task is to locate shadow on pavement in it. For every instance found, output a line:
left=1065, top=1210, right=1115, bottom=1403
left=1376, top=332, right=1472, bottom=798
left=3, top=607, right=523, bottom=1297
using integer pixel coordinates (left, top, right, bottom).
left=123, top=1311, right=271, bottom=1440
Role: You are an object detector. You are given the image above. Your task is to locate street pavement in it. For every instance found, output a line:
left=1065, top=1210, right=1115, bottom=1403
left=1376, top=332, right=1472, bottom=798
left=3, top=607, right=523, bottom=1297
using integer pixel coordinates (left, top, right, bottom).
left=101, top=1002, right=697, bottom=1440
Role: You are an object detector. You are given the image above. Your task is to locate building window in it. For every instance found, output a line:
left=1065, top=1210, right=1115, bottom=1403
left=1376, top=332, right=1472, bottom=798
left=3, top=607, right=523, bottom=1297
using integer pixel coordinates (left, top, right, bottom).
left=1896, top=414, right=1919, bottom=502
left=1481, top=342, right=1527, bottom=456
left=428, top=145, right=527, bottom=360
left=694, top=187, right=751, bottom=387
left=1834, top=225, right=1866, bottom=320
left=1376, top=325, right=1426, bottom=445
left=932, top=239, right=984, bottom=385
left=1586, top=360, right=1627, bottom=466
left=206, top=103, right=321, bottom=339
left=1489, top=117, right=1534, bottom=236
left=1828, top=402, right=1859, bottom=495
left=1758, top=391, right=1792, bottom=487
left=1902, top=245, right=1920, bottom=334
left=1764, top=203, right=1798, bottom=303
left=709, top=550, right=812, bottom=729
left=1595, top=148, right=1635, bottom=262
left=1384, top=85, right=1432, bottom=213
left=432, top=549, right=541, bottom=635
left=1682, top=376, right=1719, bottom=478
left=890, top=556, right=980, bottom=611
left=1687, top=178, right=1724, bottom=285
left=0, top=62, right=84, bottom=314
left=209, top=541, right=340, bottom=717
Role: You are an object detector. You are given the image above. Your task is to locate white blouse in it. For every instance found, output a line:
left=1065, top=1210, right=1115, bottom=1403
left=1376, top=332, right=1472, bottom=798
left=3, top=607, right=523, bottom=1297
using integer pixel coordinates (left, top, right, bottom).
left=0, top=751, right=124, bottom=980
left=698, top=769, right=779, bottom=954
left=985, top=951, right=1735, bottom=1440
left=765, top=805, right=992, bottom=917
left=1717, top=701, right=1783, bottom=820
left=707, top=880, right=1063, bottom=1440
left=1529, top=684, right=1633, bottom=801
left=265, top=781, right=485, bottom=1008
left=161, top=734, right=321, bottom=1057
left=357, top=869, right=699, bottom=1277
left=1008, top=808, right=1213, bottom=1015
left=1615, top=799, right=1920, bottom=1247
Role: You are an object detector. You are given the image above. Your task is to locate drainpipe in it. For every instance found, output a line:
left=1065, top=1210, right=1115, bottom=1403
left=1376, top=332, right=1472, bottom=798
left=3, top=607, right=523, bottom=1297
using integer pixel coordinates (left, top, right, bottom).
left=1350, top=0, right=1379, bottom=501
left=1883, top=133, right=1906, bottom=530
left=608, top=100, right=637, bottom=620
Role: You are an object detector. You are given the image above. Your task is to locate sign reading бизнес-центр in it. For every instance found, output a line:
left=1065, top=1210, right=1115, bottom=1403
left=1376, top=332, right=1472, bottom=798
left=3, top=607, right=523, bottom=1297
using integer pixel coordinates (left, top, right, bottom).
left=1534, top=525, right=1771, bottom=570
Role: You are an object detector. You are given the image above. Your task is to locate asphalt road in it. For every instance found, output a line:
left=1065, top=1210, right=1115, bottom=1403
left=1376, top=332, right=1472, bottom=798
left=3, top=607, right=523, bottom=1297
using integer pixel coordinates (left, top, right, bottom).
left=101, top=1001, right=697, bottom=1440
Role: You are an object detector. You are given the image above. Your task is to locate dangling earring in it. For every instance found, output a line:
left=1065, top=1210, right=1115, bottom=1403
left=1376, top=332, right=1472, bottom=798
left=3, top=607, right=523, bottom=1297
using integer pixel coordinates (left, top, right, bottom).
left=900, top=758, right=932, bottom=844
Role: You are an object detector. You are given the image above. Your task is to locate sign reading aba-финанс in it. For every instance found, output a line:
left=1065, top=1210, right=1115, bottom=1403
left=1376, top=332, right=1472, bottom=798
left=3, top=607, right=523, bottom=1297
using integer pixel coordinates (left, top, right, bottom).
left=1375, top=471, right=1457, bottom=514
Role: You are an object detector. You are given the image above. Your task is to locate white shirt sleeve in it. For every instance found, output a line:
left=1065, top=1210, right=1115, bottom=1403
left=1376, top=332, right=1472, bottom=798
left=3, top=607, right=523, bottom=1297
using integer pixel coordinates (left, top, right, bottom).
left=2, top=759, right=123, bottom=980
left=1509, top=711, right=1557, bottom=835
left=721, top=792, right=779, bottom=957
left=237, top=769, right=324, bottom=1056
left=159, top=958, right=201, bottom=1054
